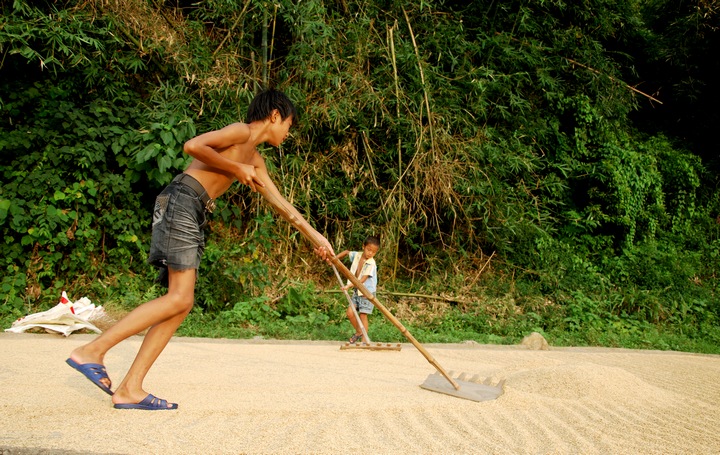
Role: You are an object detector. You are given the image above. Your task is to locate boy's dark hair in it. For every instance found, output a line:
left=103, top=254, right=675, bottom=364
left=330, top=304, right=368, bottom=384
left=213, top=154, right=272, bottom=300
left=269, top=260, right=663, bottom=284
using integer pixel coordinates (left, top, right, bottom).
left=364, top=235, right=380, bottom=247
left=247, top=88, right=298, bottom=123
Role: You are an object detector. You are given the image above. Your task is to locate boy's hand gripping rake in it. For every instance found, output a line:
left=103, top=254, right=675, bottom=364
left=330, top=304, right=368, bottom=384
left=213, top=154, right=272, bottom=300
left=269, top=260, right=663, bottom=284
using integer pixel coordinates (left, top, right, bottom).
left=257, top=186, right=504, bottom=402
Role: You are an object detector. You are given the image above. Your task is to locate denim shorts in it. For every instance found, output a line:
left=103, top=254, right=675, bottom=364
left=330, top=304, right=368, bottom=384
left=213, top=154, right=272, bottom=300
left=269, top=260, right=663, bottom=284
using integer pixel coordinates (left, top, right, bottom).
left=148, top=178, right=208, bottom=283
left=352, top=294, right=375, bottom=314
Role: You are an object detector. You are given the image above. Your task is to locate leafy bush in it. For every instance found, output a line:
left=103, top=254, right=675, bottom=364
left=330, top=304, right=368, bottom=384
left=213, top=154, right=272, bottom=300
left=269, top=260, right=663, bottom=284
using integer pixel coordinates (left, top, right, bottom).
left=194, top=214, right=276, bottom=312
left=0, top=0, right=718, bottom=353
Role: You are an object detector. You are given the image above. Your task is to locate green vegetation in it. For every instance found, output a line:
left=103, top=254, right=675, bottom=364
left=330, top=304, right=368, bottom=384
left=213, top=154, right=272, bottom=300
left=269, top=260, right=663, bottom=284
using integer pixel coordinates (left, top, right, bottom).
left=1, top=0, right=718, bottom=353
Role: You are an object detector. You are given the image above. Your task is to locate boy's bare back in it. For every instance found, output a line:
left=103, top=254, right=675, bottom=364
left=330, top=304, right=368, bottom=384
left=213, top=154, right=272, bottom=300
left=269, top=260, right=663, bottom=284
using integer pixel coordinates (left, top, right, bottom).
left=182, top=120, right=284, bottom=198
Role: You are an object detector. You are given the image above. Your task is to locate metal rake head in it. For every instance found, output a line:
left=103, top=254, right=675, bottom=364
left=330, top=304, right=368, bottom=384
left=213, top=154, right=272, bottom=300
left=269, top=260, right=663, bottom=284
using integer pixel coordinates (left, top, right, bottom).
left=420, top=371, right=505, bottom=402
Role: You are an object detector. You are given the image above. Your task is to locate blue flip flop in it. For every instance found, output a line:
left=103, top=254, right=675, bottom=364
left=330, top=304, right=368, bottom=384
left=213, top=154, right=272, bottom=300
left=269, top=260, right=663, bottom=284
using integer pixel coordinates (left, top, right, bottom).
left=66, top=358, right=113, bottom=396
left=114, top=394, right=178, bottom=410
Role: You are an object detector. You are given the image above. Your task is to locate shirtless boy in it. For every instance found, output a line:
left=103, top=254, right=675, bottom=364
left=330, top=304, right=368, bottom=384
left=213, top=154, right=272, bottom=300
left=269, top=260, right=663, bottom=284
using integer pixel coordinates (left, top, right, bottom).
left=66, top=89, right=333, bottom=410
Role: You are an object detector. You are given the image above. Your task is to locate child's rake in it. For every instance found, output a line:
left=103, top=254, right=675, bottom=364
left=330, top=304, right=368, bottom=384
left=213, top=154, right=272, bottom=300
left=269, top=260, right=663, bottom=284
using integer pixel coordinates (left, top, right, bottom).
left=257, top=186, right=504, bottom=402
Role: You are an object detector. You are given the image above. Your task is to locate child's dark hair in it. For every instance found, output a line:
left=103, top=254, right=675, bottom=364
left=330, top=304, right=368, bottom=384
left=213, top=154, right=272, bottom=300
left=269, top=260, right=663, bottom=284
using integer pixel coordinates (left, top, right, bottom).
left=246, top=88, right=298, bottom=123
left=364, top=235, right=380, bottom=247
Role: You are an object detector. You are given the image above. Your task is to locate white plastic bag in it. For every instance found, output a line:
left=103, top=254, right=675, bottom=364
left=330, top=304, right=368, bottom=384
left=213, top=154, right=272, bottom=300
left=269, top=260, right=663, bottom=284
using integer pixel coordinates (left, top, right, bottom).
left=5, top=291, right=107, bottom=336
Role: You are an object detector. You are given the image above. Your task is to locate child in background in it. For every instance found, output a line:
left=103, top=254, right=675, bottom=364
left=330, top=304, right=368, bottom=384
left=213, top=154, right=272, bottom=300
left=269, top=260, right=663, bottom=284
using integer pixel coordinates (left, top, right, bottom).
left=337, top=235, right=381, bottom=343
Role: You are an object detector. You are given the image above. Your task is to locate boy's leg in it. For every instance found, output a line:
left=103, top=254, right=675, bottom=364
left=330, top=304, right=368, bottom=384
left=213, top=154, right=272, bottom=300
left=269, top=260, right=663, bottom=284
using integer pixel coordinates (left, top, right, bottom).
left=111, top=267, right=196, bottom=406
left=346, top=304, right=364, bottom=334
left=69, top=267, right=196, bottom=397
left=346, top=303, right=365, bottom=343
left=356, top=297, right=373, bottom=340
left=359, top=313, right=369, bottom=331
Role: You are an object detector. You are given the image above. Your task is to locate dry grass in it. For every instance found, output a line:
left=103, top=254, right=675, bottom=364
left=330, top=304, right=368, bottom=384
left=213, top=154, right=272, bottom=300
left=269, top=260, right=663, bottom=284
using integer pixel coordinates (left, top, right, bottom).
left=86, top=0, right=255, bottom=93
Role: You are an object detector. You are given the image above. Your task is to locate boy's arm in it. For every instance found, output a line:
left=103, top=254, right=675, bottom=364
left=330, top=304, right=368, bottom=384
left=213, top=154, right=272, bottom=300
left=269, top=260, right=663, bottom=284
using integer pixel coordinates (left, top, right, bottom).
left=252, top=155, right=334, bottom=258
left=341, top=274, right=369, bottom=291
left=344, top=260, right=375, bottom=289
left=335, top=250, right=350, bottom=260
left=183, top=123, right=264, bottom=191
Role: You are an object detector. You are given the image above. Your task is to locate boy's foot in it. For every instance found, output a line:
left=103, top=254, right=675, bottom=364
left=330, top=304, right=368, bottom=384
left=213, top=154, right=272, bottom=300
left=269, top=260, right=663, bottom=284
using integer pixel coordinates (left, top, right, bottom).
left=349, top=333, right=362, bottom=344
left=113, top=393, right=178, bottom=410
left=66, top=358, right=113, bottom=395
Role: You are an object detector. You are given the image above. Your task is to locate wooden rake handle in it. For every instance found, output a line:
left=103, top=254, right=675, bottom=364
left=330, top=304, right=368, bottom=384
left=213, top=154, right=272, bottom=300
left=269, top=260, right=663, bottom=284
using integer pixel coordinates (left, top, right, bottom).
left=256, top=186, right=460, bottom=390
left=331, top=264, right=371, bottom=344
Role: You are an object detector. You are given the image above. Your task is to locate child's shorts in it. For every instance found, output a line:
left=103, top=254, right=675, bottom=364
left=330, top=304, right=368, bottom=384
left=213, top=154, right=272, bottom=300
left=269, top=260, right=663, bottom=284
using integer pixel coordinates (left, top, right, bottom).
left=148, top=176, right=209, bottom=285
left=352, top=294, right=375, bottom=314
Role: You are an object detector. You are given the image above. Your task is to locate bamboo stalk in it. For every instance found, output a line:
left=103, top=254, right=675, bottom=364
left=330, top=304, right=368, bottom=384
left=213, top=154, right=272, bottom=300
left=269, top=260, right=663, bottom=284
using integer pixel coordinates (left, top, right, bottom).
left=213, top=0, right=252, bottom=56
left=387, top=21, right=403, bottom=280
left=262, top=11, right=268, bottom=85
left=361, top=131, right=379, bottom=188
left=322, top=288, right=470, bottom=304
left=268, top=3, right=278, bottom=80
left=402, top=8, right=436, bottom=155
left=387, top=21, right=402, bottom=175
left=499, top=33, right=663, bottom=104
left=565, top=57, right=663, bottom=104
left=467, top=251, right=495, bottom=288
left=496, top=32, right=663, bottom=104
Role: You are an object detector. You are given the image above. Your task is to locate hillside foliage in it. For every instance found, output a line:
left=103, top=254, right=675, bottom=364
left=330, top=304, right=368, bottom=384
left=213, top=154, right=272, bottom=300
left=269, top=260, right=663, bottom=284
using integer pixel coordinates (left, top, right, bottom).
left=1, top=0, right=718, bottom=347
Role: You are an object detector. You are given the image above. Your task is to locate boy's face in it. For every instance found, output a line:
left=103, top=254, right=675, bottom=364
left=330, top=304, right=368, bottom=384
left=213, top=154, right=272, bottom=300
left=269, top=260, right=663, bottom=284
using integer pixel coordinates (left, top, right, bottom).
left=362, top=243, right=379, bottom=260
left=269, top=111, right=294, bottom=147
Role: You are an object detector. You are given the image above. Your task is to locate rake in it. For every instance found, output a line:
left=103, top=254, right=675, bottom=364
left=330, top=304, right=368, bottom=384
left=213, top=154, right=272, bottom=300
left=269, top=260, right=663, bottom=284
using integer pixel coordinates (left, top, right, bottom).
left=257, top=186, right=504, bottom=402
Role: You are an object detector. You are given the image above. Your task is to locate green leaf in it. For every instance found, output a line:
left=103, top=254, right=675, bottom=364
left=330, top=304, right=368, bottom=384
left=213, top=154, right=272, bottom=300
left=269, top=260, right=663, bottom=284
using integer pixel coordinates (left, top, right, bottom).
left=0, top=199, right=10, bottom=221
left=160, top=130, right=174, bottom=146
left=158, top=155, right=172, bottom=173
